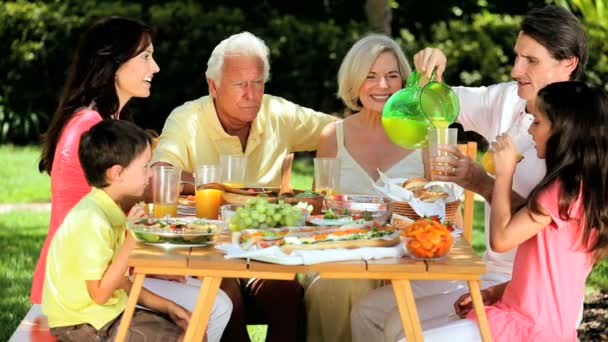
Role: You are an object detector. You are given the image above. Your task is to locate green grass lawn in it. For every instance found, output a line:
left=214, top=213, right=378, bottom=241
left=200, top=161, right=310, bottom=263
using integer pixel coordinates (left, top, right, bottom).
left=0, top=145, right=606, bottom=340
left=0, top=210, right=49, bottom=342
left=0, top=145, right=51, bottom=203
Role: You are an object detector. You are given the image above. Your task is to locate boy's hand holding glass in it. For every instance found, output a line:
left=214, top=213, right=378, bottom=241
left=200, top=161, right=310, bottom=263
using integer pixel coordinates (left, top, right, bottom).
left=127, top=202, right=148, bottom=220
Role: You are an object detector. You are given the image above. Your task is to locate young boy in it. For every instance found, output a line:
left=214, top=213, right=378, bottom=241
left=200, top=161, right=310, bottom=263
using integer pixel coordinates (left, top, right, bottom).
left=42, top=120, right=190, bottom=341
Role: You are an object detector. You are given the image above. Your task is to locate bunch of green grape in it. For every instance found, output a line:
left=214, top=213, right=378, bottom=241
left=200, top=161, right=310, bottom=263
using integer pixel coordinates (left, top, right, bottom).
left=229, top=198, right=304, bottom=231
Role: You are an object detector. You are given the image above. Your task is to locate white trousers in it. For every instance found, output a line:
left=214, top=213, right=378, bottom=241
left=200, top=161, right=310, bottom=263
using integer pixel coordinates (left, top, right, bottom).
left=351, top=272, right=510, bottom=342
left=143, top=277, right=232, bottom=342
left=395, top=319, right=482, bottom=342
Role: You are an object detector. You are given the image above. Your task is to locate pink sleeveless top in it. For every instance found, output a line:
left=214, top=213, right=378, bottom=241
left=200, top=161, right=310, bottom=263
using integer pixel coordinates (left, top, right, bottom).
left=468, top=181, right=595, bottom=341
left=30, top=109, right=102, bottom=303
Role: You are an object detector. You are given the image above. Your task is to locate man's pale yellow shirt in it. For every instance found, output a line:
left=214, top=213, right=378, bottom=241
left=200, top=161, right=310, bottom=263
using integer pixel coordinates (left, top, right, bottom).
left=42, top=187, right=128, bottom=329
left=152, top=94, right=336, bottom=187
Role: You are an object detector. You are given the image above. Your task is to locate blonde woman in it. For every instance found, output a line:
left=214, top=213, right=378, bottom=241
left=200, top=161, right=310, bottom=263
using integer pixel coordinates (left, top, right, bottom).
left=306, top=33, right=431, bottom=342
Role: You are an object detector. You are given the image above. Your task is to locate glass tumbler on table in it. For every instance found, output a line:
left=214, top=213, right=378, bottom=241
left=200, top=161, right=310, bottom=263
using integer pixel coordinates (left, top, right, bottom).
left=428, top=127, right=458, bottom=179
left=195, top=165, right=222, bottom=219
left=220, top=155, right=247, bottom=188
left=152, top=165, right=182, bottom=218
left=313, top=157, right=340, bottom=196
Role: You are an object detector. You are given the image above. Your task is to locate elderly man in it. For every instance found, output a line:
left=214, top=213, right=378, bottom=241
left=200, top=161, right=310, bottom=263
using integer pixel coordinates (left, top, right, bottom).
left=152, top=32, right=335, bottom=342
left=152, top=32, right=335, bottom=189
left=351, top=5, right=589, bottom=341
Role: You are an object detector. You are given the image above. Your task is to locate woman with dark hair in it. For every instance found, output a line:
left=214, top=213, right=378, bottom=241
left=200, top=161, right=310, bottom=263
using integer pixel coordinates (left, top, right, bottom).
left=33, top=16, right=232, bottom=342
left=33, top=15, right=160, bottom=305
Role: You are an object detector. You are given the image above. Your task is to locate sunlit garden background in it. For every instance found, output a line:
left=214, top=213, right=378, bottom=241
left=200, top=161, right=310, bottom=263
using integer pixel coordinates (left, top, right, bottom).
left=2, top=0, right=608, bottom=340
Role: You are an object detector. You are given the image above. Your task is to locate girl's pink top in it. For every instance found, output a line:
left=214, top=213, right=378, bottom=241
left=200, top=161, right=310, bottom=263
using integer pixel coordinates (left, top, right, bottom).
left=30, top=109, right=102, bottom=303
left=469, top=180, right=595, bottom=341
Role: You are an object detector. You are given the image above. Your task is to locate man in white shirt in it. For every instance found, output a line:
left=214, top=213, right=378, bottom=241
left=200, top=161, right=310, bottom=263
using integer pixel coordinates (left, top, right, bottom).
left=351, top=5, right=588, bottom=341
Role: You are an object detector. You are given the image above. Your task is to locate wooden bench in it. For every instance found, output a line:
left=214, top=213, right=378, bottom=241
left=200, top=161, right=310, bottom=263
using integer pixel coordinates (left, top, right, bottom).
left=9, top=304, right=56, bottom=342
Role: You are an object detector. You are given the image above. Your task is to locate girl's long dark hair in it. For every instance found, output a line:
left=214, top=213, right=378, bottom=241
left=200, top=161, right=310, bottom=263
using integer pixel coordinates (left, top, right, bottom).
left=39, top=16, right=152, bottom=174
left=528, top=81, right=608, bottom=262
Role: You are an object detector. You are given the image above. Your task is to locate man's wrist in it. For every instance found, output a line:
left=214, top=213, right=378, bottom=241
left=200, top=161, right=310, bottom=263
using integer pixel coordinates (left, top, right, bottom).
left=471, top=170, right=494, bottom=202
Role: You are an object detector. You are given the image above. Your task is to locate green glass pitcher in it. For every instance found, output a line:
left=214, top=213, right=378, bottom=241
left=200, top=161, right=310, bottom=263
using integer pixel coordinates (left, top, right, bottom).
left=382, top=71, right=460, bottom=148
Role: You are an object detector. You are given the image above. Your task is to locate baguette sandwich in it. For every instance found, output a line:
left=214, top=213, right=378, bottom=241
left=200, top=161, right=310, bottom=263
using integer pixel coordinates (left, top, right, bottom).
left=238, top=224, right=400, bottom=254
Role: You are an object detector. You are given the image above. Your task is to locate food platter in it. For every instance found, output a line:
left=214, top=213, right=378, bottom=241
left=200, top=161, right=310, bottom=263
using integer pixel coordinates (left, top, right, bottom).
left=307, top=214, right=354, bottom=226
left=128, top=217, right=226, bottom=247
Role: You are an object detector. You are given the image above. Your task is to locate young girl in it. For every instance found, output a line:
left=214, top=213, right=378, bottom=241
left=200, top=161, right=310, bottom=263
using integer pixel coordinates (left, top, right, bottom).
left=399, top=81, right=608, bottom=341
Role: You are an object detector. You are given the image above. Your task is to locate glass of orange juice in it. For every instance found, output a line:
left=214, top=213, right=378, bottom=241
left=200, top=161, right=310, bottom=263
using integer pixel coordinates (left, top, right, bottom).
left=428, top=127, right=458, bottom=179
left=220, top=155, right=247, bottom=188
left=481, top=114, right=534, bottom=175
left=313, top=157, right=340, bottom=195
left=151, top=166, right=181, bottom=218
left=195, top=165, right=222, bottom=219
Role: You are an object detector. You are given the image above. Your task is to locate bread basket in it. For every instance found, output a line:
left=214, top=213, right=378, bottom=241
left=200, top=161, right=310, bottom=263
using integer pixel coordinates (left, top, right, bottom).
left=391, top=200, right=460, bottom=222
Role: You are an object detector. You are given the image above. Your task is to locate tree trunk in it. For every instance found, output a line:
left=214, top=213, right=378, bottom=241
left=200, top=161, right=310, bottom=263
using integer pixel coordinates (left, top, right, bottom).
left=365, top=0, right=392, bottom=35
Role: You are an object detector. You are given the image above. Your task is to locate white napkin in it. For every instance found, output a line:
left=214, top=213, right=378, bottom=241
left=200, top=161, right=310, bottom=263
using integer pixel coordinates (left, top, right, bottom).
left=372, top=171, right=413, bottom=201
left=293, top=244, right=406, bottom=264
left=216, top=234, right=405, bottom=265
left=372, top=171, right=464, bottom=221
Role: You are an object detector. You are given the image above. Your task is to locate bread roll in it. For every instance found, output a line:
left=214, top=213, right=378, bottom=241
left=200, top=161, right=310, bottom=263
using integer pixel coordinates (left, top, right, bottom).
left=418, top=191, right=449, bottom=203
left=402, top=177, right=428, bottom=191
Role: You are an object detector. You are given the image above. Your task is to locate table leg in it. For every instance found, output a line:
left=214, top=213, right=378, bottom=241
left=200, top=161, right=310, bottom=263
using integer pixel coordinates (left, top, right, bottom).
left=115, top=273, right=146, bottom=342
left=184, top=276, right=222, bottom=342
left=467, top=280, right=492, bottom=342
left=392, top=279, right=423, bottom=342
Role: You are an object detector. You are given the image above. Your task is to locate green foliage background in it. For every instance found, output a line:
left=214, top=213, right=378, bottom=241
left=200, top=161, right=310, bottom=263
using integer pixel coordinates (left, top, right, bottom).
left=1, top=0, right=607, bottom=144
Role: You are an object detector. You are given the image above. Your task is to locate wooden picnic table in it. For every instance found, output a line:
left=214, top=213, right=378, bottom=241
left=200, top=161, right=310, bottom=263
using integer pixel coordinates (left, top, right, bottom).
left=115, top=235, right=492, bottom=342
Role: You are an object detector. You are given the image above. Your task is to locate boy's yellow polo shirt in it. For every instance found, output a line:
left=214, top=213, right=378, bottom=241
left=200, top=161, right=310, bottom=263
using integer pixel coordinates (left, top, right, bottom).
left=152, top=94, right=336, bottom=187
left=42, top=187, right=128, bottom=329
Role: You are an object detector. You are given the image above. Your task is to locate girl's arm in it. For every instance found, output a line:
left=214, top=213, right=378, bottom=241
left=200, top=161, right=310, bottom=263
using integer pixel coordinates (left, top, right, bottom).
left=490, top=134, right=551, bottom=252
left=454, top=281, right=509, bottom=318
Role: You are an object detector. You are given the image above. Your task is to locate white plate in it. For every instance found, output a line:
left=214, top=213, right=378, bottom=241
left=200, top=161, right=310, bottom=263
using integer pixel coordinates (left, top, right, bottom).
left=307, top=215, right=353, bottom=226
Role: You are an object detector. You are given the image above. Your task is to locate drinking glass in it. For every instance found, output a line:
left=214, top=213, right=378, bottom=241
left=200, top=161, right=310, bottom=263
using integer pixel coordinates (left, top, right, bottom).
left=428, top=127, right=458, bottom=179
left=151, top=166, right=182, bottom=218
left=480, top=115, right=534, bottom=175
left=195, top=165, right=221, bottom=219
left=313, top=158, right=340, bottom=195
left=220, top=155, right=247, bottom=188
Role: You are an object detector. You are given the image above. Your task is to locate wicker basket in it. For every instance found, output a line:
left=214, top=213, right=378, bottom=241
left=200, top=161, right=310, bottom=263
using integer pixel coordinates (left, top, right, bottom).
left=391, top=200, right=460, bottom=222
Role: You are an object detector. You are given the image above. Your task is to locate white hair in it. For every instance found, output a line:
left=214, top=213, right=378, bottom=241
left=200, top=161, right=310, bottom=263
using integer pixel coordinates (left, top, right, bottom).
left=205, top=31, right=270, bottom=86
